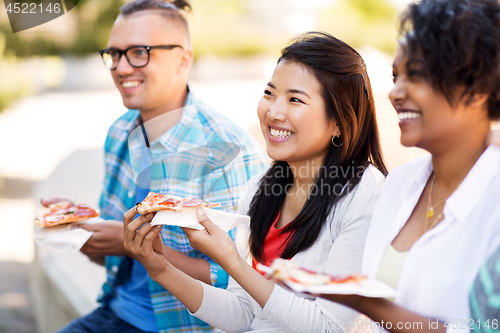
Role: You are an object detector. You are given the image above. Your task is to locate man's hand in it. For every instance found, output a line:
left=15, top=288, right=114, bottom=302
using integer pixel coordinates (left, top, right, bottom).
left=123, top=207, right=168, bottom=280
left=73, top=221, right=130, bottom=258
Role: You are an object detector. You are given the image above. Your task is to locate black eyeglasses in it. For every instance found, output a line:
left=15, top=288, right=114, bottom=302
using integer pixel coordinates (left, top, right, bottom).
left=99, top=45, right=183, bottom=70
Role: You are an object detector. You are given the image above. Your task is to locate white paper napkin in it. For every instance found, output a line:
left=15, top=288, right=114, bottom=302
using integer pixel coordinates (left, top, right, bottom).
left=34, top=217, right=104, bottom=252
left=151, top=208, right=249, bottom=233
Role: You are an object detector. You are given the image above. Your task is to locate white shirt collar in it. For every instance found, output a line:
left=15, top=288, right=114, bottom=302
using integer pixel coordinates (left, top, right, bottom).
left=445, top=145, right=500, bottom=223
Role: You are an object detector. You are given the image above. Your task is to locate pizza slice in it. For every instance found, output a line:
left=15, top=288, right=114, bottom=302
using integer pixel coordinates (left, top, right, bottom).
left=35, top=198, right=99, bottom=227
left=264, top=258, right=366, bottom=286
left=136, top=191, right=221, bottom=215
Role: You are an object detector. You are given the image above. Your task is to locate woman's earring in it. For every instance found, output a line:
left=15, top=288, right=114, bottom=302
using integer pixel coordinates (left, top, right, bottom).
left=332, top=135, right=343, bottom=147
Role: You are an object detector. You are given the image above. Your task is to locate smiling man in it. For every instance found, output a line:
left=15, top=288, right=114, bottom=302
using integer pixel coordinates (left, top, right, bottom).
left=56, top=1, right=266, bottom=332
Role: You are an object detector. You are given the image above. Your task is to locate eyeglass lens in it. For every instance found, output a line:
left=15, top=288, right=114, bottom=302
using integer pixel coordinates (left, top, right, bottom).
left=102, top=47, right=149, bottom=69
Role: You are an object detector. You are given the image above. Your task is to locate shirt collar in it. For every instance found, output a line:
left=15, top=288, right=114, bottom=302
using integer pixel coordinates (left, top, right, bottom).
left=445, top=144, right=500, bottom=223
left=151, top=89, right=207, bottom=153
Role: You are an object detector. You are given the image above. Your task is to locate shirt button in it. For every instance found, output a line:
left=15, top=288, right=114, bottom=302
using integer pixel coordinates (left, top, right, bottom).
left=112, top=265, right=119, bottom=273
left=128, top=191, right=134, bottom=199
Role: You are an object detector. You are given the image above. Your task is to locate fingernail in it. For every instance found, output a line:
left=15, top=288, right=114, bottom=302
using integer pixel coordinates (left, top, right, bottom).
left=146, top=213, right=153, bottom=219
left=196, top=207, right=204, bottom=217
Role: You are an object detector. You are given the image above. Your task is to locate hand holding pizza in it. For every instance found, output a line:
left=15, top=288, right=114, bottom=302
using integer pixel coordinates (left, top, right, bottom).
left=123, top=207, right=168, bottom=280
left=181, top=208, right=240, bottom=271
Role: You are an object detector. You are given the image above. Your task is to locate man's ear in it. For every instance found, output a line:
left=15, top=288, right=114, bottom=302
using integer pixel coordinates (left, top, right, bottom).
left=177, top=49, right=193, bottom=75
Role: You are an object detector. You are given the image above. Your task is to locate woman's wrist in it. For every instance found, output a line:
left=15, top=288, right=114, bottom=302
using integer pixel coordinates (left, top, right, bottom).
left=221, top=253, right=248, bottom=277
left=148, top=258, right=171, bottom=282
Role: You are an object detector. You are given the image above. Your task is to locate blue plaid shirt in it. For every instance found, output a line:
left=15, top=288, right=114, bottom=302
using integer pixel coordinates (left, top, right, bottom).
left=98, top=91, right=267, bottom=332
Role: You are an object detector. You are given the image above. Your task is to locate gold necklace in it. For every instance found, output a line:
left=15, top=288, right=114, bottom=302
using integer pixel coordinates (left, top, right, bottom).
left=424, top=173, right=452, bottom=232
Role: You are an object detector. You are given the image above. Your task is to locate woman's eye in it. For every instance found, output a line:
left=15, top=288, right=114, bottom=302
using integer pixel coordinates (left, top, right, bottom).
left=408, top=70, right=424, bottom=78
left=392, top=73, right=398, bottom=83
left=264, top=90, right=273, bottom=96
left=290, top=97, right=304, bottom=103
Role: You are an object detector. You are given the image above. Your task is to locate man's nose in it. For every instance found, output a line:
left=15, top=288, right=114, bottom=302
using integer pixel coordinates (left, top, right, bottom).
left=114, top=54, right=134, bottom=75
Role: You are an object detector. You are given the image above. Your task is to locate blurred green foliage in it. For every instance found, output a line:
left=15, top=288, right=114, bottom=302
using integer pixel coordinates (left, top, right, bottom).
left=0, top=0, right=399, bottom=58
left=318, top=0, right=398, bottom=54
left=0, top=0, right=123, bottom=57
left=0, top=33, right=34, bottom=113
left=190, top=0, right=267, bottom=59
left=69, top=0, right=124, bottom=55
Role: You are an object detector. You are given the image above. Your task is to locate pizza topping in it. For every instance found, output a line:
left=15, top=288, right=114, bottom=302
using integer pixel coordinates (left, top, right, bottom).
left=36, top=201, right=99, bottom=227
left=74, top=206, right=100, bottom=217
left=182, top=198, right=204, bottom=208
left=136, top=191, right=222, bottom=214
left=268, top=258, right=367, bottom=286
left=44, top=215, right=64, bottom=222
left=205, top=201, right=221, bottom=208
left=158, top=198, right=182, bottom=206
left=41, top=197, right=74, bottom=208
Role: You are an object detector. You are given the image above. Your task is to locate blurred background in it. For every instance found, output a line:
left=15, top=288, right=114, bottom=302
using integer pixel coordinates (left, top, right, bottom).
left=0, top=0, right=425, bottom=332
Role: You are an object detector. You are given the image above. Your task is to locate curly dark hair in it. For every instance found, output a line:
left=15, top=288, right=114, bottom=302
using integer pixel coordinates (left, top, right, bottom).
left=399, top=0, right=500, bottom=120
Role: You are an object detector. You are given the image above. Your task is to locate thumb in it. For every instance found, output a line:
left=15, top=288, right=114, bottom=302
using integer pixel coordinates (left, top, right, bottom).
left=152, top=225, right=164, bottom=253
left=71, top=223, right=88, bottom=230
left=196, top=207, right=216, bottom=230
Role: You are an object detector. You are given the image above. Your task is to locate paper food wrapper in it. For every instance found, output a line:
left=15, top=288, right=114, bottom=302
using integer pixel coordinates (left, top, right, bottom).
left=257, top=263, right=400, bottom=298
left=151, top=208, right=249, bottom=233
left=34, top=217, right=104, bottom=252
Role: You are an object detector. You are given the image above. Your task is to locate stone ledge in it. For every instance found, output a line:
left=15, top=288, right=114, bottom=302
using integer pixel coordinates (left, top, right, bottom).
left=30, top=148, right=106, bottom=333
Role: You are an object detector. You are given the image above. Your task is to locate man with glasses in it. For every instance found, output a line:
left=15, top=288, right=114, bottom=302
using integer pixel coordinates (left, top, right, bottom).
left=57, top=1, right=266, bottom=332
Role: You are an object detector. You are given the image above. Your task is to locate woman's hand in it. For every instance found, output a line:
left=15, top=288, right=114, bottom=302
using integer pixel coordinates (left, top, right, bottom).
left=123, top=207, right=167, bottom=280
left=182, top=208, right=240, bottom=272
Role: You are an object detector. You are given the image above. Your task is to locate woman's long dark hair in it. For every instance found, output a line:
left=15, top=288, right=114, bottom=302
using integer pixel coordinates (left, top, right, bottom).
left=249, top=32, right=387, bottom=263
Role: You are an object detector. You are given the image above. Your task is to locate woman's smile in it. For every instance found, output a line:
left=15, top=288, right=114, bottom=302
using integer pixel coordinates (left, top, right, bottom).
left=268, top=125, right=295, bottom=142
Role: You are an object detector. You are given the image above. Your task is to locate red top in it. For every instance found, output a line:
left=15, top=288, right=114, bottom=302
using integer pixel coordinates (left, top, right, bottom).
left=252, top=212, right=293, bottom=275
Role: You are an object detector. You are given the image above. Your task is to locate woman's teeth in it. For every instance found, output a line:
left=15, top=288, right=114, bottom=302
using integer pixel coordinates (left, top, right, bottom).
left=398, top=111, right=421, bottom=122
left=270, top=128, right=293, bottom=138
left=122, top=81, right=141, bottom=88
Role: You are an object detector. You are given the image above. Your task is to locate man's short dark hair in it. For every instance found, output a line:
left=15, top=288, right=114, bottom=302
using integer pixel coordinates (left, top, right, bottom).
left=120, top=0, right=191, bottom=32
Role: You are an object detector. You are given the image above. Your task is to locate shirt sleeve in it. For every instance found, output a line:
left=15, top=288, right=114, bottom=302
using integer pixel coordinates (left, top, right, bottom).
left=192, top=278, right=258, bottom=333
left=468, top=246, right=500, bottom=333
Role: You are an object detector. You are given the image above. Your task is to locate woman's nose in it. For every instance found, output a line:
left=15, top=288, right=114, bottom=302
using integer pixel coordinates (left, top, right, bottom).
left=266, top=99, right=287, bottom=122
left=389, top=78, right=406, bottom=108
